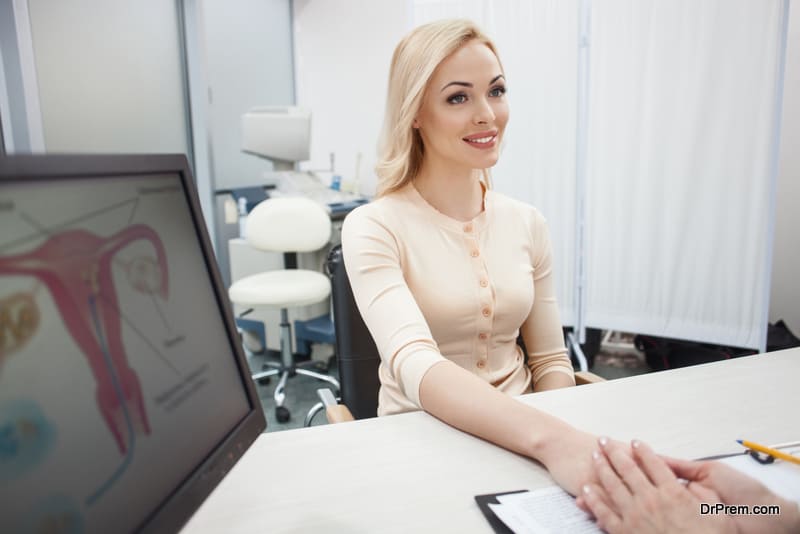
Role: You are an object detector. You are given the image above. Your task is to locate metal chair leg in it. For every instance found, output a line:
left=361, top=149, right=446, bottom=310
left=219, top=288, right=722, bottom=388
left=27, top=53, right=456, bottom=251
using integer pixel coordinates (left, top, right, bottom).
left=251, top=368, right=280, bottom=382
left=295, top=368, right=340, bottom=391
left=304, top=390, right=342, bottom=427
left=279, top=309, right=293, bottom=368
left=274, top=370, right=289, bottom=407
left=273, top=370, right=291, bottom=423
left=305, top=402, right=324, bottom=427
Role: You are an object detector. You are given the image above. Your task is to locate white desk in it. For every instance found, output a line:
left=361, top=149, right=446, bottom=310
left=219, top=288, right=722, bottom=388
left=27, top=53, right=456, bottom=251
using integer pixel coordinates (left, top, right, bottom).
left=182, top=348, right=799, bottom=533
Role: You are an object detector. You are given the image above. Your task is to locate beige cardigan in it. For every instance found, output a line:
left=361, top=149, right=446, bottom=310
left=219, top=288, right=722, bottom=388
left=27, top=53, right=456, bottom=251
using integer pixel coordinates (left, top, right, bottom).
left=341, top=183, right=574, bottom=416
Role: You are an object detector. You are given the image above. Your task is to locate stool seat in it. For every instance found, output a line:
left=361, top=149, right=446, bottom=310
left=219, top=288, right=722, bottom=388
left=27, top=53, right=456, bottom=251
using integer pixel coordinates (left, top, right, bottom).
left=229, top=269, right=330, bottom=307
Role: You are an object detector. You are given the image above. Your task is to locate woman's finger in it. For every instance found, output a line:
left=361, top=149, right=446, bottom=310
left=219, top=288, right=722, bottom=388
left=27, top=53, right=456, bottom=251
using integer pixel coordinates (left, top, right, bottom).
left=582, top=483, right=622, bottom=533
left=630, top=440, right=679, bottom=487
left=575, top=495, right=589, bottom=514
left=593, top=448, right=634, bottom=513
left=583, top=482, right=615, bottom=515
left=599, top=437, right=653, bottom=495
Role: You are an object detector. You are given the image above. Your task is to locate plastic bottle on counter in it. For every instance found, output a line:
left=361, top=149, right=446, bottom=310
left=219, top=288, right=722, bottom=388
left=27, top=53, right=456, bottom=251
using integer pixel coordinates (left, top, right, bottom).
left=237, top=197, right=248, bottom=239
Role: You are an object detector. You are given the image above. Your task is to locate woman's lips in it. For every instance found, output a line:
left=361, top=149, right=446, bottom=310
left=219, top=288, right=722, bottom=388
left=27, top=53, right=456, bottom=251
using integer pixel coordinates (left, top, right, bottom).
left=463, top=134, right=497, bottom=149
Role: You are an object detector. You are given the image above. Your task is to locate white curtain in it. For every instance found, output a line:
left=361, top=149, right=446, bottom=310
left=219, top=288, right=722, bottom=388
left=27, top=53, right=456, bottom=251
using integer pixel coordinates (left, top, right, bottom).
left=414, top=0, right=580, bottom=326
left=296, top=0, right=786, bottom=346
left=293, top=0, right=411, bottom=195
left=584, top=0, right=786, bottom=349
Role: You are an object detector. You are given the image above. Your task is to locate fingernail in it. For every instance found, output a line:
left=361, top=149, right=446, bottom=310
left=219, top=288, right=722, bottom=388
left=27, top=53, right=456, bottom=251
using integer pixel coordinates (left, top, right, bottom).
left=583, top=484, right=591, bottom=495
left=599, top=436, right=609, bottom=447
left=632, top=439, right=641, bottom=448
left=592, top=450, right=601, bottom=461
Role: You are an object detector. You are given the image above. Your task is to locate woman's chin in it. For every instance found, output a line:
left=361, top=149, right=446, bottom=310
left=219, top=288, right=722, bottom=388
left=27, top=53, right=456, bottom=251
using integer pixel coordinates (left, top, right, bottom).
left=474, top=154, right=500, bottom=169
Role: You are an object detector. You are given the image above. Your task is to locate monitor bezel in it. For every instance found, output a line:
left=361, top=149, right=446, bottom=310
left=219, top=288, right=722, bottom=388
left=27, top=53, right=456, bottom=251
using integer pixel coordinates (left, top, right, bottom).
left=0, top=153, right=267, bottom=533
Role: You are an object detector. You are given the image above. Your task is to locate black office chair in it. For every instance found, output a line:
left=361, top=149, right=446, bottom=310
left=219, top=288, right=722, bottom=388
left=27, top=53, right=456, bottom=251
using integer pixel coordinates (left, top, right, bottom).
left=304, top=245, right=380, bottom=425
left=305, top=245, right=604, bottom=426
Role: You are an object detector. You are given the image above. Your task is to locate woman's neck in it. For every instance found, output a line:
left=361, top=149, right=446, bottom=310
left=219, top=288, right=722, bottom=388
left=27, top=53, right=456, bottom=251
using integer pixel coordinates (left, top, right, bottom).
left=414, top=162, right=485, bottom=222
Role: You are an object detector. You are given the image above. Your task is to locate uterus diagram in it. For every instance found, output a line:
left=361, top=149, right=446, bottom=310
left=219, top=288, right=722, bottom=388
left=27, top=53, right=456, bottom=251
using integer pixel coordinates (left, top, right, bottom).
left=0, top=225, right=168, bottom=456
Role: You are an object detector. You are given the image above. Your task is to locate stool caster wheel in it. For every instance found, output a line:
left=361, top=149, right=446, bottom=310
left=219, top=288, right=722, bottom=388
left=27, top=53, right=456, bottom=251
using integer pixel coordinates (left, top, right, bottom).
left=275, top=406, right=290, bottom=423
left=257, top=376, right=271, bottom=385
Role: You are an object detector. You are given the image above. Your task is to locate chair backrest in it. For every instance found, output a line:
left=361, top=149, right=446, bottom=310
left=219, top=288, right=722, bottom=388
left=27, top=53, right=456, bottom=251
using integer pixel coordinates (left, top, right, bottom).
left=326, top=245, right=381, bottom=420
left=246, top=196, right=331, bottom=253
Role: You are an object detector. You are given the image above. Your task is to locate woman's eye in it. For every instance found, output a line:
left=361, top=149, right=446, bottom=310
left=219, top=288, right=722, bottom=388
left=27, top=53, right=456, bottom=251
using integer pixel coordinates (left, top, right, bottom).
left=447, top=93, right=468, bottom=105
left=490, top=86, right=507, bottom=97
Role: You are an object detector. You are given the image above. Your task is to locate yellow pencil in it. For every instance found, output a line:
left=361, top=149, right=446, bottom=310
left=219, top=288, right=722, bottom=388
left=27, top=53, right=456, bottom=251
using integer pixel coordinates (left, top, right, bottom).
left=737, top=439, right=800, bottom=466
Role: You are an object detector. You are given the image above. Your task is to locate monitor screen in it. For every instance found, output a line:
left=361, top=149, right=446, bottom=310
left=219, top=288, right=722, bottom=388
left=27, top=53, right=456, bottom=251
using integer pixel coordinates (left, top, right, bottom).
left=0, top=154, right=266, bottom=533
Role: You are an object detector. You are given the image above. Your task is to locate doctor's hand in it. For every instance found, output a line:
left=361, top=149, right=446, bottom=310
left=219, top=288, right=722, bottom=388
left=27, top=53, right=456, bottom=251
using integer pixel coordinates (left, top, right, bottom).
left=663, top=455, right=800, bottom=534
left=576, top=438, right=735, bottom=534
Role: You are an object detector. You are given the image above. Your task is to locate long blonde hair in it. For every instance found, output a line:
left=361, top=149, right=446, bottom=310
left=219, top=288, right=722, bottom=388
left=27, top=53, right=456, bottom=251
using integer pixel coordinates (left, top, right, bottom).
left=375, top=19, right=502, bottom=198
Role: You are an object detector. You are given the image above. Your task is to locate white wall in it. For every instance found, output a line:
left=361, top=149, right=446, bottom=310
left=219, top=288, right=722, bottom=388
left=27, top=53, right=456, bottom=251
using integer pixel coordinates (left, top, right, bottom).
left=292, top=0, right=411, bottom=194
left=27, top=0, right=189, bottom=154
left=202, top=0, right=295, bottom=190
left=769, top=3, right=800, bottom=334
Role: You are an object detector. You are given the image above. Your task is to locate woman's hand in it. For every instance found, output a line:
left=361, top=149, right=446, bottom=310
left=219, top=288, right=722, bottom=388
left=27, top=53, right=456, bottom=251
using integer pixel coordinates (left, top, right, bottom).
left=537, top=429, right=630, bottom=497
left=577, top=438, right=734, bottom=534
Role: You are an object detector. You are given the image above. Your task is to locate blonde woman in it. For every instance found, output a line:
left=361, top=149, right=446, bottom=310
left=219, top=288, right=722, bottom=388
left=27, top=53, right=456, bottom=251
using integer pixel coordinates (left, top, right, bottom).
left=342, top=19, right=606, bottom=495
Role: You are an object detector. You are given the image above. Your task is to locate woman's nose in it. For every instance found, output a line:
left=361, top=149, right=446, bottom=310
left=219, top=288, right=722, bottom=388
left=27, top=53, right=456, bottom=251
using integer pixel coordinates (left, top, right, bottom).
left=473, top=97, right=496, bottom=124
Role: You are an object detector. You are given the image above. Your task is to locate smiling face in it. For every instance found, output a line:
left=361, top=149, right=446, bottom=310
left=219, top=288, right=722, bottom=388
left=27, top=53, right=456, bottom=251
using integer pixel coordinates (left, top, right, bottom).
left=414, top=40, right=509, bottom=176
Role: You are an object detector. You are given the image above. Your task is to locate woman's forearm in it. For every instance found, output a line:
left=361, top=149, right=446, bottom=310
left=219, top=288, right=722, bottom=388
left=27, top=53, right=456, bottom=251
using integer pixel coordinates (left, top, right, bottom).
left=418, top=360, right=575, bottom=462
left=534, top=371, right=575, bottom=391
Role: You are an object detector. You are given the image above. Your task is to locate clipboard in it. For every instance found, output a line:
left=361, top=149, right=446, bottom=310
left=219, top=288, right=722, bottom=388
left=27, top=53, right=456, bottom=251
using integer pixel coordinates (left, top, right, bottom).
left=474, top=490, right=530, bottom=534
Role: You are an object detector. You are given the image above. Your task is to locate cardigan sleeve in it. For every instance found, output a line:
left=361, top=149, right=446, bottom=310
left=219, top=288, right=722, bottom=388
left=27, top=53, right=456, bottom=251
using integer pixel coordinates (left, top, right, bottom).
left=520, top=209, right=575, bottom=386
left=341, top=205, right=446, bottom=408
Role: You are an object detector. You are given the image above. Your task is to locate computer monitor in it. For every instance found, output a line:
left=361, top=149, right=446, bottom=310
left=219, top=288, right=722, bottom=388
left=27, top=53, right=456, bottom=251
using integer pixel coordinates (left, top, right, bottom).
left=0, top=154, right=266, bottom=533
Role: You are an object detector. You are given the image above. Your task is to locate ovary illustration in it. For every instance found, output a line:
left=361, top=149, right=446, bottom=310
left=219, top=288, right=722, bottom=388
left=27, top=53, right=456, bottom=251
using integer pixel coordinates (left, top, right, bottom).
left=0, top=225, right=168, bottom=456
left=0, top=293, right=40, bottom=362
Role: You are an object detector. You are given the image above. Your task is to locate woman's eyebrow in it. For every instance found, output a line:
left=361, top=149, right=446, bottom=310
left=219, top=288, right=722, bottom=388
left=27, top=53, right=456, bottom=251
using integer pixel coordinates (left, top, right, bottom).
left=440, top=74, right=505, bottom=92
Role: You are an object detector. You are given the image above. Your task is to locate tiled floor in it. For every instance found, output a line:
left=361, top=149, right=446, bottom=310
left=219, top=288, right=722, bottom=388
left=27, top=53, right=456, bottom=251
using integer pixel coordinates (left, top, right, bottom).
left=252, top=335, right=653, bottom=433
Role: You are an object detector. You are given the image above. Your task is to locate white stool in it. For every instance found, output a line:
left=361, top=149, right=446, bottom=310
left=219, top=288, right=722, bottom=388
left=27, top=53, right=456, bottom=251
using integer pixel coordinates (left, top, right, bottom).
left=229, top=197, right=340, bottom=423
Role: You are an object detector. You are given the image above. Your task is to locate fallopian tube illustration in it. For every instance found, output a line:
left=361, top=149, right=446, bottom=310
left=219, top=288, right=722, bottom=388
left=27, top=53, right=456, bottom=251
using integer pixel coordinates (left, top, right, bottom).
left=0, top=225, right=168, bottom=456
